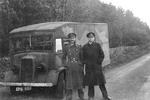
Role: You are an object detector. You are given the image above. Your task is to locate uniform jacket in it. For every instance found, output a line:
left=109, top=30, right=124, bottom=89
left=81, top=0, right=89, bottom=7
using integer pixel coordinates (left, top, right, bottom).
left=63, top=43, right=83, bottom=89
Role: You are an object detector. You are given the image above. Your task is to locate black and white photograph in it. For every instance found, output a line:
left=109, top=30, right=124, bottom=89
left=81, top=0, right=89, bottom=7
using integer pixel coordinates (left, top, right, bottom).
left=0, top=0, right=150, bottom=100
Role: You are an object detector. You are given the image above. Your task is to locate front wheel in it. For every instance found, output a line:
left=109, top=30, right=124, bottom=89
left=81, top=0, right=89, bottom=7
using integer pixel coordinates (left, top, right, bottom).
left=55, top=72, right=65, bottom=99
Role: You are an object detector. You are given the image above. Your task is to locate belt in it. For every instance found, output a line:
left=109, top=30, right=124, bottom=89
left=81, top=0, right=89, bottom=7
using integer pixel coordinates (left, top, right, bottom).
left=69, top=58, right=78, bottom=63
left=70, top=60, right=78, bottom=63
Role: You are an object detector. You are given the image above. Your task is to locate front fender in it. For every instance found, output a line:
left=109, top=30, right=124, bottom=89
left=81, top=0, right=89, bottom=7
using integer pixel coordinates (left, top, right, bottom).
left=46, top=67, right=66, bottom=85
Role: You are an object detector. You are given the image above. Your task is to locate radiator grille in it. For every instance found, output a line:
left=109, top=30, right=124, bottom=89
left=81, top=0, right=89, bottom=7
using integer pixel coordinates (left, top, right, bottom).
left=20, top=59, right=33, bottom=82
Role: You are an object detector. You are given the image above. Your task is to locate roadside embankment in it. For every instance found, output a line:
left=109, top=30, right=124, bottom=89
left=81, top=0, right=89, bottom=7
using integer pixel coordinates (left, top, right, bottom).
left=105, top=44, right=150, bottom=71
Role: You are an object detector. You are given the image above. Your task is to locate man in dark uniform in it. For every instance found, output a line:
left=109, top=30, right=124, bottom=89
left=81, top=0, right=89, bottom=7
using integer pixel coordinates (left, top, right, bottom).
left=63, top=33, right=84, bottom=100
left=81, top=32, right=111, bottom=100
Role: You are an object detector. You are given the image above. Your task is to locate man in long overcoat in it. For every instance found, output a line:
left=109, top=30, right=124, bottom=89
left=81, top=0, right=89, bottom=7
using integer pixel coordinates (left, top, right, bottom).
left=63, top=33, right=84, bottom=100
left=81, top=32, right=111, bottom=100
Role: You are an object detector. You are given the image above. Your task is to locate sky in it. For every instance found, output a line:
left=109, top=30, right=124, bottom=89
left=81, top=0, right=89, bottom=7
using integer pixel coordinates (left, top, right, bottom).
left=100, top=0, right=150, bottom=26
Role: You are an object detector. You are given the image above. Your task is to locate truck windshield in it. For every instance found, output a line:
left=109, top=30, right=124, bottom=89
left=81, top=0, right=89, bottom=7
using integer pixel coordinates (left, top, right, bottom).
left=10, top=35, right=53, bottom=52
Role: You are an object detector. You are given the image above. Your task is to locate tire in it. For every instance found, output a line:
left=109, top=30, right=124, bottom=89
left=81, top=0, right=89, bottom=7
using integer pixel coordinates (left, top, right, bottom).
left=55, top=72, right=65, bottom=99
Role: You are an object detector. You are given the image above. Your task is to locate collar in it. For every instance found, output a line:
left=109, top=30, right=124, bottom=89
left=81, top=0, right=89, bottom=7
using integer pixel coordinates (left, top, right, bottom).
left=88, top=41, right=95, bottom=45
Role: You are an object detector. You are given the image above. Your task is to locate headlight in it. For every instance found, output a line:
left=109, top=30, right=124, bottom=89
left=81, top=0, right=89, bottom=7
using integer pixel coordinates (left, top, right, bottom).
left=36, top=63, right=47, bottom=72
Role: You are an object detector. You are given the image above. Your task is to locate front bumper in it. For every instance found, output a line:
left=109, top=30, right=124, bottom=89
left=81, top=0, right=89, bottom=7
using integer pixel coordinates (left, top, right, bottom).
left=0, top=82, right=53, bottom=87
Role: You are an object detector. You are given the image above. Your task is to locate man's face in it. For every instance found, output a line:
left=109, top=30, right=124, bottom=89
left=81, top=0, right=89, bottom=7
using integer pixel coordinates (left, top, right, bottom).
left=88, top=35, right=95, bottom=42
left=69, top=36, right=76, bottom=43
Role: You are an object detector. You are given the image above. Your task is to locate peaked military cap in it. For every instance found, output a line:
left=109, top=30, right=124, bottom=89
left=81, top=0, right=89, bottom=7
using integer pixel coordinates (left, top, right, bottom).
left=67, top=33, right=76, bottom=38
left=87, top=32, right=95, bottom=38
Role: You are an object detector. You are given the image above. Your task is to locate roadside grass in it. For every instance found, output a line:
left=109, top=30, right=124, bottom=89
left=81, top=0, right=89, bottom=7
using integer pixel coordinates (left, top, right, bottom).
left=105, top=44, right=150, bottom=71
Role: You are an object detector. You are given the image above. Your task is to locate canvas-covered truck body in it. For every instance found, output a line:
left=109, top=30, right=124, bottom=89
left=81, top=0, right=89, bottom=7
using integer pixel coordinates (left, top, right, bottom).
left=0, top=22, right=110, bottom=96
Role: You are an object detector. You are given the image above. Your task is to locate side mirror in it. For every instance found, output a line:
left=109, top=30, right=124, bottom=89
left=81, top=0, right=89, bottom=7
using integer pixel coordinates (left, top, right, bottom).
left=55, top=39, right=63, bottom=54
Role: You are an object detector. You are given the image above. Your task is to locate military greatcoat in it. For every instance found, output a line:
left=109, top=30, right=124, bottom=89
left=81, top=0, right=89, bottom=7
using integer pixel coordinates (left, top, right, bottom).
left=63, top=44, right=83, bottom=90
left=82, top=42, right=106, bottom=85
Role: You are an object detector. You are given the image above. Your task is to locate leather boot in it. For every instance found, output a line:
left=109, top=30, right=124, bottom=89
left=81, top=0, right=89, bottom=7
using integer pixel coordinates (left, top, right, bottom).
left=66, top=89, right=72, bottom=100
left=103, top=96, right=111, bottom=100
left=78, top=89, right=85, bottom=100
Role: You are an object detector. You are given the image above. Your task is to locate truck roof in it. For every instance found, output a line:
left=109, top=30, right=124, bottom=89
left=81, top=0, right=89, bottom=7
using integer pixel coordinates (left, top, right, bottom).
left=10, top=22, right=76, bottom=34
left=10, top=22, right=107, bottom=34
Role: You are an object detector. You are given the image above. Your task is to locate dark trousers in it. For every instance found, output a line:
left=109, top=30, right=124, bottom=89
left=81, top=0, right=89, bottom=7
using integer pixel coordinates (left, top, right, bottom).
left=66, top=89, right=84, bottom=100
left=88, top=84, right=108, bottom=98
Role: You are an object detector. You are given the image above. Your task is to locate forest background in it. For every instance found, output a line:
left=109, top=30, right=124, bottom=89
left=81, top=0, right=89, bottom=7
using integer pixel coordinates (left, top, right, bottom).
left=0, top=0, right=150, bottom=69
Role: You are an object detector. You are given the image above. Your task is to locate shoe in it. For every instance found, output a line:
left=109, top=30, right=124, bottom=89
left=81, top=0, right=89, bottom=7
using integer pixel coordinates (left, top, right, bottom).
left=79, top=96, right=85, bottom=100
left=103, top=96, right=111, bottom=100
left=88, top=97, right=94, bottom=100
